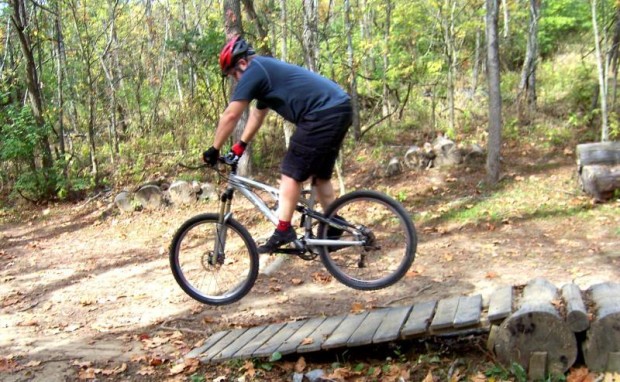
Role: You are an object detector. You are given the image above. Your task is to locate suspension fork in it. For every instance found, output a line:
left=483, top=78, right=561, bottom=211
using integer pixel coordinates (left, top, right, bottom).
left=212, top=187, right=234, bottom=264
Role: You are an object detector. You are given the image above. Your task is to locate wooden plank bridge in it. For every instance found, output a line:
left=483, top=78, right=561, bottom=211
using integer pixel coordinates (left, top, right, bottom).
left=185, top=286, right=513, bottom=363
left=184, top=279, right=620, bottom=376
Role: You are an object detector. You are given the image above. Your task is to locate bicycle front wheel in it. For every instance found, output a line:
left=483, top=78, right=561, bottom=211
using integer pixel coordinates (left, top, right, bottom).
left=318, top=190, right=417, bottom=290
left=169, top=213, right=259, bottom=305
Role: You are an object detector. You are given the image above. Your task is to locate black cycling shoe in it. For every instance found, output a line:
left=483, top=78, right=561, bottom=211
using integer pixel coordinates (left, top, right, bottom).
left=257, top=227, right=297, bottom=254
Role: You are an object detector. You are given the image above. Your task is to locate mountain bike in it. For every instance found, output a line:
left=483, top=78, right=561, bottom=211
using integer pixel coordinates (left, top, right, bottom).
left=169, top=156, right=417, bottom=305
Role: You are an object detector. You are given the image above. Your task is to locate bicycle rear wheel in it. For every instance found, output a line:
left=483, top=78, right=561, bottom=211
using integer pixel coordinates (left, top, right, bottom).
left=318, top=190, right=417, bottom=290
left=169, top=213, right=259, bottom=305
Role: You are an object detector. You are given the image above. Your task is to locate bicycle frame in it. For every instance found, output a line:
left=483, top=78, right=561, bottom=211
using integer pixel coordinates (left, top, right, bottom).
left=217, top=167, right=364, bottom=252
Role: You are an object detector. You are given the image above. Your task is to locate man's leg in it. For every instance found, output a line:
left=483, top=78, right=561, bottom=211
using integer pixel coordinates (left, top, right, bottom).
left=257, top=174, right=300, bottom=254
left=278, top=175, right=302, bottom=221
left=314, top=178, right=336, bottom=210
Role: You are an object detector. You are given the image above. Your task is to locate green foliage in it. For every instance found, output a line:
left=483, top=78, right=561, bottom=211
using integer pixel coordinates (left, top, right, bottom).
left=484, top=362, right=527, bottom=382
left=0, top=105, right=59, bottom=200
left=539, top=0, right=591, bottom=56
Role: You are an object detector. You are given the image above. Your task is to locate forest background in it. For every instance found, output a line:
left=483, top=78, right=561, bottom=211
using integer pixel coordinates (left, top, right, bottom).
left=0, top=0, right=618, bottom=204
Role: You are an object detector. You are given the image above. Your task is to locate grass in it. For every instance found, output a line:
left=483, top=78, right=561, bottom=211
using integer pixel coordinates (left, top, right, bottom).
left=415, top=163, right=598, bottom=229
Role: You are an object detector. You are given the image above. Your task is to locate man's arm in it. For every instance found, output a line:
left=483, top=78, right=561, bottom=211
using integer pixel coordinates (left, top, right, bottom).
left=240, top=107, right=269, bottom=143
left=213, top=100, right=250, bottom=149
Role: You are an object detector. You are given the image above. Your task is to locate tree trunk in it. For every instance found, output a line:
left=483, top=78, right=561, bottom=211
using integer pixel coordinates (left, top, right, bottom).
left=302, top=0, right=319, bottom=72
left=592, top=0, right=609, bottom=141
left=518, top=0, right=540, bottom=111
left=241, top=0, right=272, bottom=56
left=609, top=6, right=620, bottom=110
left=501, top=0, right=509, bottom=38
left=223, top=0, right=252, bottom=176
left=485, top=0, right=502, bottom=184
left=279, top=0, right=294, bottom=147
left=382, top=0, right=391, bottom=121
left=345, top=0, right=361, bottom=140
left=471, top=24, right=481, bottom=98
left=9, top=0, right=54, bottom=190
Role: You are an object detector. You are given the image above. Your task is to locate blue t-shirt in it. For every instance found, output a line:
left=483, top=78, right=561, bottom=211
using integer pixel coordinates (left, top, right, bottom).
left=231, top=56, right=350, bottom=124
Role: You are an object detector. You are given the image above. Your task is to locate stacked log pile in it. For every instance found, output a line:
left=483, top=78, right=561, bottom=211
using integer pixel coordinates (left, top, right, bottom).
left=488, top=278, right=620, bottom=379
left=577, top=142, right=620, bottom=201
left=387, top=136, right=485, bottom=176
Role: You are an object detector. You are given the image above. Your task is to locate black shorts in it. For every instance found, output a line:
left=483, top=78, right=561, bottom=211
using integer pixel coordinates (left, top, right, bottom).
left=281, top=102, right=352, bottom=182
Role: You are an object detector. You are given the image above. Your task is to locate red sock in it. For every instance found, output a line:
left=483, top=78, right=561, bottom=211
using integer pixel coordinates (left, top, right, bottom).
left=277, top=220, right=291, bottom=231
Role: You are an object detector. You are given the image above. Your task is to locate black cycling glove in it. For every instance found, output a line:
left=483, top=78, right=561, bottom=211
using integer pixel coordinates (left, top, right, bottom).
left=202, top=146, right=220, bottom=166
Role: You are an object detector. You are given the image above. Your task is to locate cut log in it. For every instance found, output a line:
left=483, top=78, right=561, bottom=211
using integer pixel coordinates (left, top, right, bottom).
left=579, top=164, right=620, bottom=201
left=582, top=282, right=620, bottom=372
left=561, top=283, right=589, bottom=332
left=490, top=278, right=578, bottom=375
left=576, top=142, right=620, bottom=168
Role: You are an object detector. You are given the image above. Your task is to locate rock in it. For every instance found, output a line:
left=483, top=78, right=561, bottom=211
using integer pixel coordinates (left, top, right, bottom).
left=114, top=191, right=134, bottom=212
left=386, top=157, right=402, bottom=177
left=169, top=180, right=196, bottom=205
left=404, top=145, right=435, bottom=169
left=135, top=185, right=163, bottom=209
left=305, top=369, right=325, bottom=382
left=198, top=182, right=218, bottom=201
left=433, top=137, right=462, bottom=167
left=191, top=181, right=201, bottom=194
left=292, top=372, right=304, bottom=382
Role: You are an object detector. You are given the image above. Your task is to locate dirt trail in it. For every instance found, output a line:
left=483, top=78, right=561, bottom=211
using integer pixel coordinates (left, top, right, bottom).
left=1, top=162, right=619, bottom=381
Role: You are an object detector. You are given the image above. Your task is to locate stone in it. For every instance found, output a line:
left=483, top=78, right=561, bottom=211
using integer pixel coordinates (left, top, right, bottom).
left=114, top=191, right=134, bottom=212
left=135, top=185, right=163, bottom=209
left=305, top=369, right=325, bottom=382
left=169, top=180, right=196, bottom=205
left=198, top=182, right=218, bottom=201
left=386, top=157, right=402, bottom=177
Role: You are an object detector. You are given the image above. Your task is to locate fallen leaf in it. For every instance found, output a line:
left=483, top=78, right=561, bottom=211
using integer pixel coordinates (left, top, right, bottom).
left=351, top=302, right=364, bottom=313
left=137, top=366, right=155, bottom=375
left=469, top=372, right=487, bottom=382
left=422, top=370, right=435, bottom=382
left=242, top=360, right=256, bottom=377
left=311, top=272, right=332, bottom=285
left=485, top=271, right=498, bottom=279
left=78, top=368, right=99, bottom=380
left=294, top=357, right=306, bottom=373
left=64, top=324, right=82, bottom=332
left=169, top=363, right=186, bottom=375
left=291, top=278, right=304, bottom=285
left=300, top=337, right=314, bottom=346
left=567, top=367, right=595, bottom=382
left=101, top=363, right=127, bottom=376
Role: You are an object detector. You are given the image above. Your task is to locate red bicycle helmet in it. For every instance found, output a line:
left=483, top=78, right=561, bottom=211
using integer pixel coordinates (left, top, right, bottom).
left=219, top=36, right=254, bottom=75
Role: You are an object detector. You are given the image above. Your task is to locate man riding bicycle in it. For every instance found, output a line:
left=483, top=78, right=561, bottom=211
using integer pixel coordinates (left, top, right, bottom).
left=202, top=36, right=352, bottom=254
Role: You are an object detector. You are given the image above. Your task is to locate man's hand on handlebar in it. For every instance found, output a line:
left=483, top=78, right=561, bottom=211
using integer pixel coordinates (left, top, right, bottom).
left=225, top=140, right=247, bottom=164
left=202, top=146, right=220, bottom=166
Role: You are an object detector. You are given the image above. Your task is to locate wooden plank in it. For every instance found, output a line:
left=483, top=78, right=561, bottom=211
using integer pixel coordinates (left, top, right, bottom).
left=233, top=323, right=286, bottom=359
left=373, top=306, right=412, bottom=343
left=488, top=286, right=513, bottom=322
left=276, top=317, right=325, bottom=355
left=184, top=330, right=229, bottom=360
left=322, top=312, right=368, bottom=350
left=252, top=320, right=306, bottom=358
left=453, top=295, right=483, bottom=328
left=401, top=300, right=436, bottom=338
left=348, top=309, right=390, bottom=347
left=297, top=315, right=346, bottom=354
left=201, top=328, right=248, bottom=362
left=430, top=296, right=460, bottom=331
left=212, top=326, right=267, bottom=362
left=561, top=283, right=589, bottom=332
